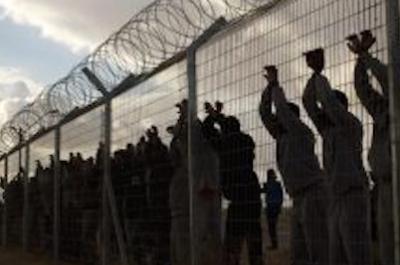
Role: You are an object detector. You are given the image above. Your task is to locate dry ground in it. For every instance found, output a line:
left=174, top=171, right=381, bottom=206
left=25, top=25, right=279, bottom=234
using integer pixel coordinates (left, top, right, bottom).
left=0, top=248, right=290, bottom=265
left=0, top=247, right=72, bottom=265
left=0, top=209, right=292, bottom=265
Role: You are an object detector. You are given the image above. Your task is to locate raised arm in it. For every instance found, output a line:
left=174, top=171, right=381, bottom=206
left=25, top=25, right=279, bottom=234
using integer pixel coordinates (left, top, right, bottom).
left=302, top=77, right=326, bottom=133
left=360, top=52, right=389, bottom=97
left=314, top=74, right=352, bottom=125
left=354, top=58, right=387, bottom=119
left=259, top=86, right=280, bottom=139
left=271, top=83, right=303, bottom=130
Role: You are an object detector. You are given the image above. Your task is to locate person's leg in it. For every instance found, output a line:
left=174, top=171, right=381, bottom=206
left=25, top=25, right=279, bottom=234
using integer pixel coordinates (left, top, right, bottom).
left=170, top=216, right=191, bottom=265
left=341, top=189, right=372, bottom=265
left=267, top=212, right=279, bottom=249
left=329, top=199, right=348, bottom=265
left=303, top=185, right=330, bottom=265
left=291, top=199, right=309, bottom=265
left=247, top=205, right=263, bottom=265
left=224, top=205, right=243, bottom=265
left=378, top=181, right=394, bottom=265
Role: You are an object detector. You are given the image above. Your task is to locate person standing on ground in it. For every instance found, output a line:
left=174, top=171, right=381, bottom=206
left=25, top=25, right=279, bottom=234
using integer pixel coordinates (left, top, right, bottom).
left=260, top=65, right=330, bottom=265
left=347, top=30, right=393, bottom=265
left=262, top=169, right=283, bottom=250
left=303, top=48, right=372, bottom=265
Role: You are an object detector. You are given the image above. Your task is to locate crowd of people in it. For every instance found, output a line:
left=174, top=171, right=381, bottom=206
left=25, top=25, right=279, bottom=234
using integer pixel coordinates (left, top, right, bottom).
left=0, top=30, right=394, bottom=265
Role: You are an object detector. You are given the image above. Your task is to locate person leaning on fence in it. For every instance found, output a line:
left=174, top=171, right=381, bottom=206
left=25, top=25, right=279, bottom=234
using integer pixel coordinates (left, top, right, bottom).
left=261, top=169, right=283, bottom=250
left=347, top=30, right=394, bottom=265
left=302, top=48, right=372, bottom=265
left=259, top=65, right=330, bottom=265
left=202, top=102, right=263, bottom=265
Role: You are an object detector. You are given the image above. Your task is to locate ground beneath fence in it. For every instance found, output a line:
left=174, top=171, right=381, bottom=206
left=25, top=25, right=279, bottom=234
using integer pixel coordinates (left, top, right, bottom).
left=0, top=210, right=291, bottom=265
left=0, top=247, right=290, bottom=265
left=0, top=248, right=73, bottom=265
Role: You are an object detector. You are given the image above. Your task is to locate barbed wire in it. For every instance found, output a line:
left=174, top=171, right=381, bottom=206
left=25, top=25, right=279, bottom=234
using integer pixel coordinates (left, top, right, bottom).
left=0, top=0, right=275, bottom=151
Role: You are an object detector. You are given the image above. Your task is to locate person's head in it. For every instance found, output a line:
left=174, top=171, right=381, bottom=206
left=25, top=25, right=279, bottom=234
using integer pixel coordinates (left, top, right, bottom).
left=215, top=101, right=223, bottom=113
left=176, top=99, right=188, bottom=115
left=204, top=102, right=213, bottom=114
left=267, top=169, right=277, bottom=181
left=304, top=48, right=325, bottom=73
left=287, top=102, right=300, bottom=118
left=224, top=116, right=241, bottom=133
left=333, top=90, right=349, bottom=110
left=264, top=65, right=278, bottom=83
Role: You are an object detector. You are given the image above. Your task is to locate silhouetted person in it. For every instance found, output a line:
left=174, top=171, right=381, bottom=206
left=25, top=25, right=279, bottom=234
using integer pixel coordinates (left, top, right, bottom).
left=169, top=99, right=191, bottom=265
left=262, top=169, right=283, bottom=250
left=203, top=102, right=262, bottom=265
left=260, top=65, right=329, bottom=265
left=169, top=99, right=222, bottom=265
left=303, top=49, right=371, bottom=265
left=144, top=125, right=173, bottom=265
left=347, top=30, right=393, bottom=265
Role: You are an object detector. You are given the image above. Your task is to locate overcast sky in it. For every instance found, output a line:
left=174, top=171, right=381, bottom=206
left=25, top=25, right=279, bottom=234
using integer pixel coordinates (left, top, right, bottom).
left=0, top=0, right=149, bottom=125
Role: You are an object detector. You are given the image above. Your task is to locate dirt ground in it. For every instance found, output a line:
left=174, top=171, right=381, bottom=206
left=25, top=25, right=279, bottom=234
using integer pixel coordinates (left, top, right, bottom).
left=0, top=210, right=291, bottom=265
left=0, top=248, right=290, bottom=265
left=0, top=247, right=72, bottom=265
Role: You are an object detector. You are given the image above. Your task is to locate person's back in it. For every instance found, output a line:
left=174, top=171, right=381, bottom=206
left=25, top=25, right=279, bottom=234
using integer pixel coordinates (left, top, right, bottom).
left=350, top=31, right=393, bottom=265
left=264, top=177, right=283, bottom=209
left=277, top=120, right=325, bottom=195
left=303, top=71, right=368, bottom=194
left=322, top=109, right=367, bottom=193
left=303, top=48, right=371, bottom=265
left=261, top=65, right=329, bottom=263
left=220, top=131, right=260, bottom=203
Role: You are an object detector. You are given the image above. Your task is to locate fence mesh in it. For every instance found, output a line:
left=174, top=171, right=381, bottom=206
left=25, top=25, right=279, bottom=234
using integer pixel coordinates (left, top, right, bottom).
left=0, top=0, right=398, bottom=265
left=59, top=107, right=104, bottom=264
left=27, top=132, right=55, bottom=253
left=111, top=60, right=187, bottom=264
left=5, top=149, right=24, bottom=247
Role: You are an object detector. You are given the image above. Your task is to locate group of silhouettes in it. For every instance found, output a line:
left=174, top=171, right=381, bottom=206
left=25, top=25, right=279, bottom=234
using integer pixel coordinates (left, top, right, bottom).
left=0, top=30, right=394, bottom=265
left=167, top=29, right=393, bottom=265
left=257, top=30, right=392, bottom=265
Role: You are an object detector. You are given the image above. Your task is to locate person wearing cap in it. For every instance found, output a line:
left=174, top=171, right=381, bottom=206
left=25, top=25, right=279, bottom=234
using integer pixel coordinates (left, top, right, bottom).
left=302, top=49, right=371, bottom=265
left=348, top=30, right=393, bottom=265
left=259, top=65, right=329, bottom=265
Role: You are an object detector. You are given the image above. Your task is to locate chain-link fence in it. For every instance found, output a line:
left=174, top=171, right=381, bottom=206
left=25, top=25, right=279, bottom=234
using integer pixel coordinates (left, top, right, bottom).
left=1, top=0, right=400, bottom=265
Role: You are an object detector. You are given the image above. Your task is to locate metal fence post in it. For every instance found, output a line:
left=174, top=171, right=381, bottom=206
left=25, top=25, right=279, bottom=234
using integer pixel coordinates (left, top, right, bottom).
left=187, top=18, right=227, bottom=265
left=53, top=126, right=61, bottom=263
left=187, top=45, right=197, bottom=265
left=22, top=143, right=30, bottom=251
left=2, top=156, right=7, bottom=247
left=102, top=103, right=111, bottom=265
left=82, top=68, right=128, bottom=265
left=386, top=0, right=400, bottom=263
